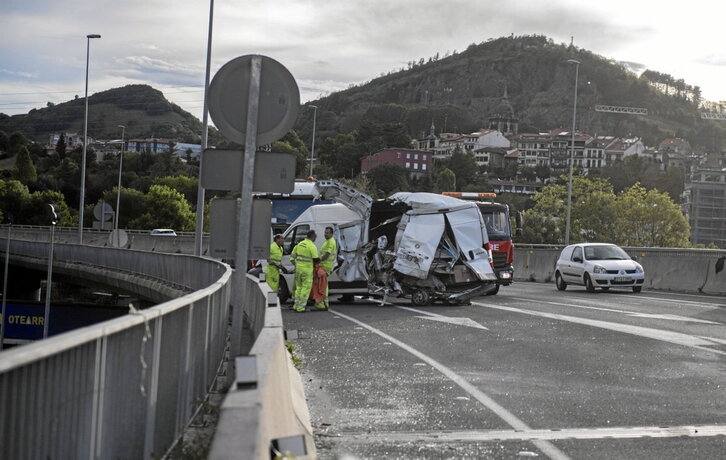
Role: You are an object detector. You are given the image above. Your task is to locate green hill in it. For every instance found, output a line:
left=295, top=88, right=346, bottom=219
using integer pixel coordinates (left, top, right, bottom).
left=295, top=35, right=725, bottom=152
left=0, top=84, right=206, bottom=144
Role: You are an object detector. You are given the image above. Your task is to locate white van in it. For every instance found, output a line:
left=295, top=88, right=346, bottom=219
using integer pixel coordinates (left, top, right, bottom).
left=274, top=180, right=497, bottom=306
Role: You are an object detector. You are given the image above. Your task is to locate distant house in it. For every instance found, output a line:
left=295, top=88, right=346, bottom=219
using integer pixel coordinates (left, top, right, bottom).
left=360, top=148, right=433, bottom=178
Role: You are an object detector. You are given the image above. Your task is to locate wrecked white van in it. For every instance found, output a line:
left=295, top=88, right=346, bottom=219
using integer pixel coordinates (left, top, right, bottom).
left=275, top=180, right=497, bottom=306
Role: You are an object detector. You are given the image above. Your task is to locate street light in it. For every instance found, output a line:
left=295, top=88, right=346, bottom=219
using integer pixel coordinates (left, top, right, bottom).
left=78, top=33, right=101, bottom=244
left=308, top=105, right=318, bottom=178
left=564, top=59, right=580, bottom=245
left=114, top=124, right=125, bottom=245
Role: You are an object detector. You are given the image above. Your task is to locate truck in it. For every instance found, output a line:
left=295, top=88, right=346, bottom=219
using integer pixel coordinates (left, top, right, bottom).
left=254, top=180, right=331, bottom=235
left=273, top=181, right=498, bottom=306
left=441, top=192, right=520, bottom=295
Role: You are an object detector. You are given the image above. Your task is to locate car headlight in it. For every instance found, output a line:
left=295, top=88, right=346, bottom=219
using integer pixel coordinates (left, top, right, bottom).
left=635, top=264, right=644, bottom=273
left=593, top=265, right=607, bottom=274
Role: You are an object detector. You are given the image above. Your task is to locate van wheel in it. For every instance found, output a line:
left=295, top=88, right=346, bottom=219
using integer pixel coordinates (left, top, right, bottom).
left=632, top=286, right=642, bottom=293
left=411, top=289, right=431, bottom=306
left=555, top=272, right=567, bottom=291
left=278, top=279, right=290, bottom=304
left=584, top=274, right=596, bottom=292
left=486, top=284, right=500, bottom=296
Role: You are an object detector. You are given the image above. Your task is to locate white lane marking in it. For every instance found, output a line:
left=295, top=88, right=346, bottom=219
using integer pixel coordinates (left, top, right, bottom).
left=396, top=305, right=489, bottom=330
left=627, top=312, right=721, bottom=324
left=345, top=424, right=726, bottom=442
left=328, top=308, right=570, bottom=460
left=508, top=297, right=723, bottom=325
left=473, top=301, right=726, bottom=356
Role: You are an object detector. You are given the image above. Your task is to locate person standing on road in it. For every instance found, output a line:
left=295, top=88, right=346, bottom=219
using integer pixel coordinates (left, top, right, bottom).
left=318, top=226, right=338, bottom=309
left=266, top=234, right=285, bottom=293
left=290, top=230, right=319, bottom=312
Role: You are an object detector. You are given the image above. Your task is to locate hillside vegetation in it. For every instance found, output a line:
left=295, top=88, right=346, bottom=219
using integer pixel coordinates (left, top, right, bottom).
left=295, top=35, right=725, bottom=152
left=0, top=85, right=209, bottom=144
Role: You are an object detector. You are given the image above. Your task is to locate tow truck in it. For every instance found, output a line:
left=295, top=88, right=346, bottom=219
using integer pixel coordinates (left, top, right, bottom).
left=441, top=192, right=520, bottom=295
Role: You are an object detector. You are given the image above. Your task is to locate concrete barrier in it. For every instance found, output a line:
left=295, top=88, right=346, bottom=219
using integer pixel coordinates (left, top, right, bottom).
left=514, top=245, right=726, bottom=296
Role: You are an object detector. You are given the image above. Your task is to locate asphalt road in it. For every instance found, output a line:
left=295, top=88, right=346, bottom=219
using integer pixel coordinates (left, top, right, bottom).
left=281, top=282, right=726, bottom=459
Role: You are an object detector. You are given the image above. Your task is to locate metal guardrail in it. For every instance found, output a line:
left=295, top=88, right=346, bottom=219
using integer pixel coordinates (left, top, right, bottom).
left=0, top=240, right=233, bottom=459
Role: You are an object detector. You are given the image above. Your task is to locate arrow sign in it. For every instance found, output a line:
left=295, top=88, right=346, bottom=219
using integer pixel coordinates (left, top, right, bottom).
left=397, top=306, right=488, bottom=330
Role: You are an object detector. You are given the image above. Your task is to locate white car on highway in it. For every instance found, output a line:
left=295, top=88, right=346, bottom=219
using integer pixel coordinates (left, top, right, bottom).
left=555, top=243, right=645, bottom=293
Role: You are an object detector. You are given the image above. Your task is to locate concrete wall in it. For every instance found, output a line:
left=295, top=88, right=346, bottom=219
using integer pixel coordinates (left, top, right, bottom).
left=514, top=245, right=726, bottom=296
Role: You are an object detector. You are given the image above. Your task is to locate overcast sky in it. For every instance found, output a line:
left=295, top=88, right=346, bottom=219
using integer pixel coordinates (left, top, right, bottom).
left=2, top=0, right=725, bottom=124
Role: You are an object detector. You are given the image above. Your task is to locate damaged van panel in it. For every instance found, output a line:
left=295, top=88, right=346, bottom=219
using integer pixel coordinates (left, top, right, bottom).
left=313, top=181, right=497, bottom=305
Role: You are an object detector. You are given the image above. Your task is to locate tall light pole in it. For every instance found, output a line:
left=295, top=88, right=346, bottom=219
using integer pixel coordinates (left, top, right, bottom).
left=78, top=33, right=101, bottom=244
left=114, top=125, right=125, bottom=244
left=194, top=0, right=215, bottom=257
left=308, top=105, right=318, bottom=178
left=564, top=59, right=580, bottom=245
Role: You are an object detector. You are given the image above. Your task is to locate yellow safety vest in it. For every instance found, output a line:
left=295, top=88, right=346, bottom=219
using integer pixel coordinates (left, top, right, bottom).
left=268, top=242, right=283, bottom=266
left=292, top=239, right=318, bottom=269
left=320, top=237, right=337, bottom=272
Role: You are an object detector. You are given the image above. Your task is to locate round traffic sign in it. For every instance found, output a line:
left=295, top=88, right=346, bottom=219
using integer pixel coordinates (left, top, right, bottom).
left=208, top=55, right=300, bottom=146
left=93, top=202, right=114, bottom=221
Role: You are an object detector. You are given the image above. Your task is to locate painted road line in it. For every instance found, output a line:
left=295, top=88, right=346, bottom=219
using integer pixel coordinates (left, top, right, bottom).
left=508, top=297, right=722, bottom=325
left=396, top=305, right=489, bottom=330
left=473, top=301, right=726, bottom=356
left=342, top=424, right=726, bottom=443
left=328, top=308, right=570, bottom=460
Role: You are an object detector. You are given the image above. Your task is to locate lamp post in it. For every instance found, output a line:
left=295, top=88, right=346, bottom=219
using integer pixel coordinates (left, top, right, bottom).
left=564, top=59, right=580, bottom=245
left=114, top=124, right=125, bottom=245
left=308, top=105, right=318, bottom=178
left=194, top=0, right=215, bottom=257
left=78, top=33, right=101, bottom=244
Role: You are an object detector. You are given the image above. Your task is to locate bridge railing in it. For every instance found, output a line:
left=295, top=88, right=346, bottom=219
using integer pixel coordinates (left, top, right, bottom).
left=0, top=241, right=232, bottom=460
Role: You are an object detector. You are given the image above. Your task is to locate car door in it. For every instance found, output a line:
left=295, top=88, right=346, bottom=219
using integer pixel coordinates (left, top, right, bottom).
left=566, top=246, right=586, bottom=284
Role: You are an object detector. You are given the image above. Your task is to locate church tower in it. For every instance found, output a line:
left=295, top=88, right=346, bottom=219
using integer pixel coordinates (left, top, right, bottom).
left=488, top=86, right=519, bottom=136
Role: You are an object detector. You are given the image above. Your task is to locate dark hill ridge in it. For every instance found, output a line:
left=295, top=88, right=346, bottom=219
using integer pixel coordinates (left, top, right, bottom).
left=2, top=35, right=724, bottom=152
left=297, top=35, right=724, bottom=152
left=0, top=84, right=204, bottom=144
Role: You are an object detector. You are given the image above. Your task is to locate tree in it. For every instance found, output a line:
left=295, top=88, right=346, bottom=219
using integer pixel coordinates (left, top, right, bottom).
left=445, top=148, right=478, bottom=191
left=153, top=175, right=198, bottom=205
left=55, top=134, right=67, bottom=159
left=366, top=164, right=410, bottom=196
left=435, top=168, right=456, bottom=193
left=127, top=184, right=195, bottom=231
left=613, top=183, right=690, bottom=247
left=13, top=146, right=37, bottom=183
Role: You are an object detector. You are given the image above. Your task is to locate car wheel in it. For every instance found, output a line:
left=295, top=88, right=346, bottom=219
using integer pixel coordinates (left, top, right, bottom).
left=632, top=286, right=642, bottom=293
left=584, top=274, right=596, bottom=292
left=486, top=284, right=500, bottom=296
left=278, top=279, right=290, bottom=304
left=339, top=294, right=355, bottom=303
left=555, top=272, right=567, bottom=291
left=411, top=289, right=431, bottom=306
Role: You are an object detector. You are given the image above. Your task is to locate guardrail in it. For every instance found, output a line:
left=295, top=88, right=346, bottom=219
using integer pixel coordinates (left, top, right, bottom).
left=0, top=240, right=232, bottom=459
left=0, top=238, right=316, bottom=459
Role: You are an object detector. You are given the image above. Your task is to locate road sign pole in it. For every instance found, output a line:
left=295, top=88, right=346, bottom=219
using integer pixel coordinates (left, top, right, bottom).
left=230, top=55, right=262, bottom=357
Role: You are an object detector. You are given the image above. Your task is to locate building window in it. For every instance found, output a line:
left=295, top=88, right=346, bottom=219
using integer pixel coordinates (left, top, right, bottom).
left=397, top=152, right=401, bottom=158
left=423, top=154, right=427, bottom=161
left=413, top=163, right=419, bottom=169
left=422, top=163, right=427, bottom=170
left=406, top=153, right=411, bottom=159
left=414, top=153, right=419, bottom=159
left=406, top=162, right=410, bottom=168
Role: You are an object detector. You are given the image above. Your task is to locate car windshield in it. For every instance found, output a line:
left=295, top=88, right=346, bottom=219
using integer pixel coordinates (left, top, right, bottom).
left=584, top=245, right=630, bottom=261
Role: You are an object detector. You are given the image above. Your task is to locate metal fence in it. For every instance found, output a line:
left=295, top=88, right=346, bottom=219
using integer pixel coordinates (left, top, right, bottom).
left=0, top=240, right=233, bottom=459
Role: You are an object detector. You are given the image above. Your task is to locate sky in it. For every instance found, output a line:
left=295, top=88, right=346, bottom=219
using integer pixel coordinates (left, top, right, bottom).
left=2, top=0, right=726, bottom=126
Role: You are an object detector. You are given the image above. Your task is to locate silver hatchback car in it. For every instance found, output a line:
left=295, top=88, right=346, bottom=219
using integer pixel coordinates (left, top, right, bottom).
left=555, top=243, right=645, bottom=293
